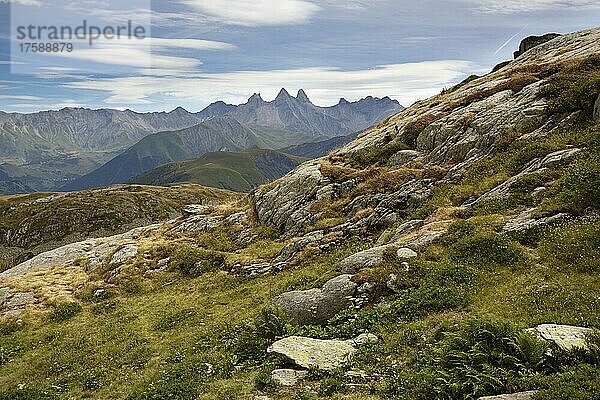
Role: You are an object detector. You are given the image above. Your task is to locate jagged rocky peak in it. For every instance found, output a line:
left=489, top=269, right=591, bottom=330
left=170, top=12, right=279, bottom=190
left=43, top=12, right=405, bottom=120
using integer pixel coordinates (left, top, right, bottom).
left=296, top=88, right=311, bottom=103
left=275, top=88, right=293, bottom=102
left=247, top=92, right=265, bottom=104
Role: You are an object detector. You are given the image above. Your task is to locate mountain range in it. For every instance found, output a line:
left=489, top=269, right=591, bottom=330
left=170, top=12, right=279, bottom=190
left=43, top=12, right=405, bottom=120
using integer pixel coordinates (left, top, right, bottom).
left=0, top=90, right=402, bottom=194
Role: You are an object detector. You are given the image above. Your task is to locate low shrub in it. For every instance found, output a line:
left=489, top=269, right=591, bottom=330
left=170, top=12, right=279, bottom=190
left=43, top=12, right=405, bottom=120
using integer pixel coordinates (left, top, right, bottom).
left=539, top=218, right=600, bottom=273
left=170, top=246, right=225, bottom=277
left=48, top=302, right=82, bottom=323
left=534, top=364, right=600, bottom=400
left=449, top=233, right=525, bottom=268
left=0, top=388, right=58, bottom=400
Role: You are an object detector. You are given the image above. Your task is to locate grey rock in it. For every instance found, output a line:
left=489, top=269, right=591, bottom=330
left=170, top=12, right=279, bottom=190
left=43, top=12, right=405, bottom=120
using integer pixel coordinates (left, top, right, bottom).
left=270, top=369, right=308, bottom=386
left=526, top=324, right=593, bottom=351
left=224, top=211, right=248, bottom=225
left=0, top=287, right=9, bottom=306
left=274, top=231, right=324, bottom=263
left=254, top=162, right=331, bottom=235
left=0, top=225, right=159, bottom=279
left=338, top=245, right=393, bottom=274
left=3, top=291, right=35, bottom=317
left=470, top=148, right=581, bottom=207
left=514, top=33, right=561, bottom=58
left=397, top=248, right=418, bottom=259
left=272, top=274, right=357, bottom=325
left=110, top=244, right=139, bottom=265
left=173, top=214, right=223, bottom=233
left=388, top=150, right=422, bottom=167
left=594, top=93, right=600, bottom=122
left=479, top=391, right=538, bottom=400
left=503, top=209, right=570, bottom=232
left=182, top=204, right=211, bottom=217
left=267, top=333, right=378, bottom=371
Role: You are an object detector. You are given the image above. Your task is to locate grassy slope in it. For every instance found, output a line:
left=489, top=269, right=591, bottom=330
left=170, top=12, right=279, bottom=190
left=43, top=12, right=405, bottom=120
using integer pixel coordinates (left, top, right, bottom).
left=0, top=184, right=238, bottom=270
left=131, top=149, right=305, bottom=192
left=1, top=56, right=600, bottom=400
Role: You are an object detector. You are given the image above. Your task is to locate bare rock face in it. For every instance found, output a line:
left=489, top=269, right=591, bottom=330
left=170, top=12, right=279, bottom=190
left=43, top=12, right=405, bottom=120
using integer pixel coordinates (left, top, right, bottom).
left=253, top=162, right=331, bottom=235
left=267, top=333, right=378, bottom=371
left=479, top=391, right=538, bottom=400
left=513, top=33, right=561, bottom=58
left=272, top=274, right=357, bottom=325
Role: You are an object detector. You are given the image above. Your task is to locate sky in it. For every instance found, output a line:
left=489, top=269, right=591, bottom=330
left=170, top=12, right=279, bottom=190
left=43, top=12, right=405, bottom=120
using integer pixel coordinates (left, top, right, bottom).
left=0, top=0, right=599, bottom=113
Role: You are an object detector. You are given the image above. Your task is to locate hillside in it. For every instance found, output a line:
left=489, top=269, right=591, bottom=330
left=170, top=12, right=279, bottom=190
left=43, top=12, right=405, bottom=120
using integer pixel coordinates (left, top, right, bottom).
left=1, top=28, right=600, bottom=400
left=131, top=149, right=305, bottom=192
left=0, top=184, right=238, bottom=272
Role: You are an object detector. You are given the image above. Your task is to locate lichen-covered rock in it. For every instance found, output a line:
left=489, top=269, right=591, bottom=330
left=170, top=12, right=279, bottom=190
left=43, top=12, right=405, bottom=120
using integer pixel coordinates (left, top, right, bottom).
left=0, top=225, right=159, bottom=279
left=479, top=391, right=538, bottom=400
left=253, top=162, right=330, bottom=235
left=267, top=333, right=378, bottom=371
left=271, top=369, right=308, bottom=386
left=503, top=209, right=570, bottom=232
left=272, top=274, right=357, bottom=325
left=110, top=244, right=139, bottom=265
left=513, top=33, right=561, bottom=58
left=526, top=324, right=593, bottom=351
left=1, top=290, right=35, bottom=317
left=172, top=214, right=223, bottom=233
left=338, top=245, right=392, bottom=274
left=274, top=231, right=324, bottom=263
left=396, top=248, right=418, bottom=259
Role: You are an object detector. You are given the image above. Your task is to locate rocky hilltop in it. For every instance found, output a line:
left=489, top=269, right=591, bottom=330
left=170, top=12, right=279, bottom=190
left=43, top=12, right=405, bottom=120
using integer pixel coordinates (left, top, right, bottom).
left=1, top=29, right=600, bottom=400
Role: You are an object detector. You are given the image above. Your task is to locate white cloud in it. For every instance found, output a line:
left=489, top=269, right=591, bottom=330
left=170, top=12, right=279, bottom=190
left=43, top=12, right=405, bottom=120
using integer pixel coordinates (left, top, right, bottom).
left=0, top=0, right=45, bottom=6
left=5, top=99, right=84, bottom=110
left=179, top=0, right=321, bottom=26
left=469, top=0, right=600, bottom=13
left=0, top=95, right=44, bottom=100
left=62, top=60, right=479, bottom=108
left=51, top=37, right=233, bottom=71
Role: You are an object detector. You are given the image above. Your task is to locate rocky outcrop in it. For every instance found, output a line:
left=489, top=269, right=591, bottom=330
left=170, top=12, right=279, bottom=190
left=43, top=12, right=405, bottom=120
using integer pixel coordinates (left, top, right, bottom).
left=0, top=287, right=36, bottom=317
left=513, top=33, right=561, bottom=58
left=0, top=225, right=159, bottom=280
left=267, top=333, right=378, bottom=371
left=503, top=209, right=570, bottom=233
left=272, top=274, right=357, bottom=325
left=274, top=231, right=324, bottom=263
left=479, top=392, right=538, bottom=400
left=254, top=162, right=331, bottom=235
left=469, top=148, right=581, bottom=207
left=526, top=324, right=593, bottom=351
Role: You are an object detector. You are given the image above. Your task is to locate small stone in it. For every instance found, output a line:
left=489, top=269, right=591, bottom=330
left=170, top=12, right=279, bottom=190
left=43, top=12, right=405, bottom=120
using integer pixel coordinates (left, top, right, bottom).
left=271, top=369, right=308, bottom=386
left=396, top=248, right=417, bottom=260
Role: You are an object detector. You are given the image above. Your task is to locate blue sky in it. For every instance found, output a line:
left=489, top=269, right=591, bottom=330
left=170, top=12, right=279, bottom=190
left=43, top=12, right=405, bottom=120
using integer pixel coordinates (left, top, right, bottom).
left=0, top=0, right=599, bottom=113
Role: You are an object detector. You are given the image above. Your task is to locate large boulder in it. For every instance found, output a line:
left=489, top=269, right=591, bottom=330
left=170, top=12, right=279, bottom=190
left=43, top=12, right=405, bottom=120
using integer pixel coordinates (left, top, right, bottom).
left=253, top=162, right=331, bottom=236
left=338, top=245, right=392, bottom=274
left=272, top=274, right=357, bottom=325
left=479, top=391, right=538, bottom=400
left=267, top=333, right=378, bottom=371
left=526, top=324, right=593, bottom=351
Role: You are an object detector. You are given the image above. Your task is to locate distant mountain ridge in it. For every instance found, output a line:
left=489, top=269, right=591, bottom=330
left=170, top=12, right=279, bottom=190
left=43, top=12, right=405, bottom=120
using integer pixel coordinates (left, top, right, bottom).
left=0, top=90, right=403, bottom=194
